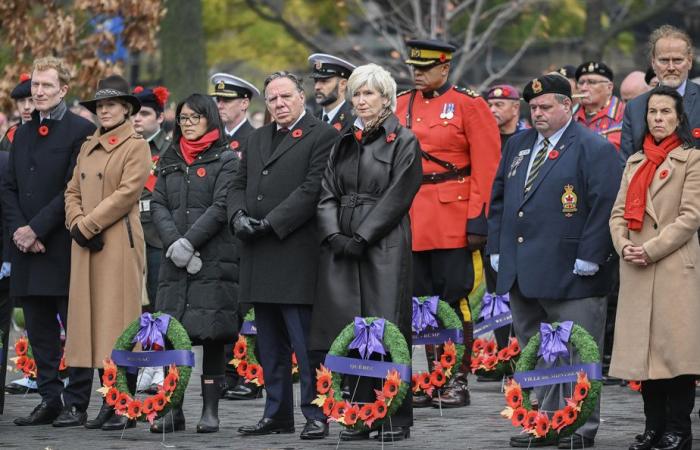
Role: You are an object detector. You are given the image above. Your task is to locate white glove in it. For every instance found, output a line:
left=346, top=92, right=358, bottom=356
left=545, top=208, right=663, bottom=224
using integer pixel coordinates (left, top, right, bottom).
left=490, top=254, right=500, bottom=272
left=167, top=238, right=195, bottom=268
left=186, top=252, right=202, bottom=275
left=573, top=259, right=599, bottom=276
left=0, top=262, right=11, bottom=279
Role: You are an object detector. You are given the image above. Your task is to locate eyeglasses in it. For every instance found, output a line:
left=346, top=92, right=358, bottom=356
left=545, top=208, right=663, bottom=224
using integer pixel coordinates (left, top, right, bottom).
left=576, top=79, right=610, bottom=87
left=177, top=114, right=201, bottom=125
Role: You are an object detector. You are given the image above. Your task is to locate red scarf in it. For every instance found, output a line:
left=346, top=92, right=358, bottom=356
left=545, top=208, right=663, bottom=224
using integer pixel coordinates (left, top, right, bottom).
left=624, top=132, right=682, bottom=230
left=179, top=129, right=220, bottom=165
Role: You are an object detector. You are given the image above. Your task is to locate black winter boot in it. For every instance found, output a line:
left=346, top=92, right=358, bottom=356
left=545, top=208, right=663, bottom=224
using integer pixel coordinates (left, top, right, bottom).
left=197, top=375, right=224, bottom=433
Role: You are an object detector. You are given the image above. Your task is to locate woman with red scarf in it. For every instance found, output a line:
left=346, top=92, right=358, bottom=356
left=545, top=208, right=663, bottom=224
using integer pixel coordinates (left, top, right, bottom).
left=609, top=85, right=700, bottom=450
left=151, top=93, right=239, bottom=434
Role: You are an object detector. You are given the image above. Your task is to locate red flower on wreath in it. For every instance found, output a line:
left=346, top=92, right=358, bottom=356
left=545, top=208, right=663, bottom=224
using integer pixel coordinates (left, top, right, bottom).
left=373, top=400, right=387, bottom=419
left=344, top=404, right=360, bottom=426
left=15, top=337, right=28, bottom=356
left=386, top=133, right=396, bottom=143
left=153, top=392, right=167, bottom=411
left=233, top=335, right=247, bottom=358
left=292, top=129, right=303, bottom=138
left=105, top=387, right=119, bottom=406
left=15, top=355, right=28, bottom=371
left=236, top=360, right=248, bottom=377
left=246, top=363, right=261, bottom=381
left=506, top=386, right=523, bottom=409
left=484, top=340, right=497, bottom=355
left=359, top=403, right=374, bottom=421
left=115, top=392, right=131, bottom=413
left=573, top=382, right=589, bottom=402
left=322, top=396, right=335, bottom=417
left=628, top=380, right=642, bottom=392
left=472, top=338, right=485, bottom=353
left=418, top=372, right=432, bottom=390
left=163, top=372, right=178, bottom=392
left=382, top=378, right=399, bottom=399
left=497, top=347, right=511, bottom=361
left=562, top=405, right=577, bottom=425
left=316, top=372, right=332, bottom=394
left=440, top=352, right=455, bottom=368
left=483, top=355, right=498, bottom=370
left=330, top=400, right=348, bottom=419
left=411, top=374, right=420, bottom=392
left=102, top=367, right=117, bottom=387
left=25, top=359, right=36, bottom=376
left=108, top=136, right=118, bottom=145
left=126, top=400, right=142, bottom=419
left=38, top=125, right=49, bottom=136
left=524, top=410, right=539, bottom=430
left=550, top=410, right=566, bottom=431
left=142, top=396, right=155, bottom=415
left=534, top=414, right=550, bottom=437
left=430, top=369, right=447, bottom=387
left=507, top=337, right=521, bottom=357
left=511, top=407, right=527, bottom=427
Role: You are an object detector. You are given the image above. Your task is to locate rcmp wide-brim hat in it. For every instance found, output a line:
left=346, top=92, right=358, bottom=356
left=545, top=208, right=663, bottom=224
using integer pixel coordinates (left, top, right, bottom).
left=80, top=75, right=141, bottom=115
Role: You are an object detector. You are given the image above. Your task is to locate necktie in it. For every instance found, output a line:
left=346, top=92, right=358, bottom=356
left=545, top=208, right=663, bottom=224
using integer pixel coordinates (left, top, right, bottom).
left=524, top=138, right=550, bottom=193
left=322, top=114, right=330, bottom=123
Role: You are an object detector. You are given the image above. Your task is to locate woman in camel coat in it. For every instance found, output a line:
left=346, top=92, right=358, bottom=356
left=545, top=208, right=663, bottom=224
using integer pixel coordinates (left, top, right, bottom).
left=64, top=75, right=151, bottom=430
left=609, top=86, right=700, bottom=450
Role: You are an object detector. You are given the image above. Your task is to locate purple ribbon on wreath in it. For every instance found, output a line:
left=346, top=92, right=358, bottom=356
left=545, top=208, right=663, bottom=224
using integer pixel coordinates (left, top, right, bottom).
left=412, top=296, right=439, bottom=334
left=132, top=313, right=171, bottom=350
left=479, top=292, right=510, bottom=320
left=348, top=317, right=386, bottom=360
left=538, top=321, right=573, bottom=364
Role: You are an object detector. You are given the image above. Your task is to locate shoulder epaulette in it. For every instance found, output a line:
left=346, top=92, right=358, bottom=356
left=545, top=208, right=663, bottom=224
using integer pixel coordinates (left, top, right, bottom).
left=453, top=86, right=479, bottom=98
left=397, top=89, right=413, bottom=97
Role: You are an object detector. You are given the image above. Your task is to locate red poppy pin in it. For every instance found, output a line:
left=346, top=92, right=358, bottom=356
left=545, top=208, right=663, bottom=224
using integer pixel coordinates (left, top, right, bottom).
left=386, top=133, right=397, bottom=143
left=693, top=128, right=700, bottom=138
left=38, top=125, right=49, bottom=137
left=354, top=130, right=363, bottom=141
left=197, top=167, right=206, bottom=177
left=333, top=123, right=342, bottom=131
left=108, top=136, right=118, bottom=145
left=659, top=169, right=669, bottom=179
left=548, top=150, right=560, bottom=160
left=230, top=140, right=239, bottom=150
left=292, top=129, right=303, bottom=138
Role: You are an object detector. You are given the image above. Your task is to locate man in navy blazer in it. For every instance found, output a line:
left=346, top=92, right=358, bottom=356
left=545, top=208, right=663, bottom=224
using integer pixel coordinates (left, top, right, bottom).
left=487, top=74, right=623, bottom=448
left=621, top=25, right=700, bottom=159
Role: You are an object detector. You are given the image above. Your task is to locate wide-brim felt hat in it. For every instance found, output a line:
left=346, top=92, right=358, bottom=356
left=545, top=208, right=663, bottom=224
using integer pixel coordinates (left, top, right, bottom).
left=80, top=75, right=141, bottom=115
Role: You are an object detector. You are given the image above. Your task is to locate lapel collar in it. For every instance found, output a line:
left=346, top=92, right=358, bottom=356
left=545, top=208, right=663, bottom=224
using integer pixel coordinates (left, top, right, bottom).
left=92, top=121, right=135, bottom=154
left=522, top=122, right=576, bottom=204
left=266, top=112, right=316, bottom=167
left=684, top=81, right=698, bottom=125
left=370, top=115, right=399, bottom=164
left=512, top=130, right=538, bottom=204
left=257, top=123, right=276, bottom=165
left=650, top=145, right=688, bottom=198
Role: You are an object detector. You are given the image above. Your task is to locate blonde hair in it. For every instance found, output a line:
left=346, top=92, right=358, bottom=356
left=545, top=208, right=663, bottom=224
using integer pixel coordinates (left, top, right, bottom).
left=32, top=56, right=72, bottom=86
left=347, top=63, right=397, bottom=112
left=648, top=25, right=694, bottom=60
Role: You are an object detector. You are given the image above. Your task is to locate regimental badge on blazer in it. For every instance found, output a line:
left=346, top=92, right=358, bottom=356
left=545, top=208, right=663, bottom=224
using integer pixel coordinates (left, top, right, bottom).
left=561, top=184, right=578, bottom=216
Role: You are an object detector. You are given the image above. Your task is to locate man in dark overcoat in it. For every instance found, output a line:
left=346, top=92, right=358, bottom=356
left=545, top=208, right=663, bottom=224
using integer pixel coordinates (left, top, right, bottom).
left=1, top=56, right=95, bottom=427
left=228, top=71, right=337, bottom=440
left=487, top=74, right=623, bottom=449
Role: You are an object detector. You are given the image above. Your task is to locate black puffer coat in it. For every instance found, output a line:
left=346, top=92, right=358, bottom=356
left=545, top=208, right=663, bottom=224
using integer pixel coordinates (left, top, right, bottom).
left=151, top=142, right=239, bottom=342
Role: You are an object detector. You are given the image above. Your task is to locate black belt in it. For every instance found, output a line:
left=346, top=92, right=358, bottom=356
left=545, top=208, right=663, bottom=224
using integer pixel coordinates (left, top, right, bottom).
left=339, top=193, right=379, bottom=208
left=422, top=166, right=470, bottom=184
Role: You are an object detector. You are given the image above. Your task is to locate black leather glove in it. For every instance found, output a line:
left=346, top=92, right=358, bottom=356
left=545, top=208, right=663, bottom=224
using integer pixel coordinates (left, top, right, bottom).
left=231, top=210, right=261, bottom=241
left=467, top=234, right=487, bottom=252
left=252, top=218, right=272, bottom=237
left=344, top=235, right=367, bottom=259
left=70, top=224, right=103, bottom=252
left=328, top=233, right=351, bottom=255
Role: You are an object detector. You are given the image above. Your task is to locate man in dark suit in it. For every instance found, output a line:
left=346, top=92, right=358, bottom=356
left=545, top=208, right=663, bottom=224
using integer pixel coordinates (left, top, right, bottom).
left=1, top=56, right=95, bottom=427
left=487, top=74, right=623, bottom=449
left=308, top=53, right=356, bottom=133
left=621, top=25, right=700, bottom=159
left=211, top=73, right=258, bottom=155
left=228, top=71, right=337, bottom=440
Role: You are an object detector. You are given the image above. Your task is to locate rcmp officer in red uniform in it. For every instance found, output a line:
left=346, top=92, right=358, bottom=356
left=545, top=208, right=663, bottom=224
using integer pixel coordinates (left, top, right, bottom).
left=210, top=73, right=258, bottom=156
left=396, top=39, right=501, bottom=408
left=308, top=53, right=356, bottom=134
left=574, top=61, right=625, bottom=150
left=0, top=74, right=34, bottom=153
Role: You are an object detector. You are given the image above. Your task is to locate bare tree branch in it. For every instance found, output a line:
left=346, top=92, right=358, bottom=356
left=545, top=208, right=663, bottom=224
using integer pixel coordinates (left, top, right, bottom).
left=244, top=0, right=323, bottom=52
left=409, top=0, right=427, bottom=37
left=476, top=22, right=539, bottom=91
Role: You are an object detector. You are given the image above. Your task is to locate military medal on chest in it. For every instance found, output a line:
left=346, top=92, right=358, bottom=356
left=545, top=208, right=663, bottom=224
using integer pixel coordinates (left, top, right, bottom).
left=561, top=184, right=578, bottom=216
left=508, top=148, right=529, bottom=178
left=440, top=103, right=455, bottom=120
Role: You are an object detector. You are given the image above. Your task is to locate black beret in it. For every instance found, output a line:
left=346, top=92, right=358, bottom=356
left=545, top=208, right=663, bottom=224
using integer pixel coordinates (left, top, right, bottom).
left=523, top=74, right=572, bottom=103
left=645, top=67, right=656, bottom=85
left=11, top=73, right=31, bottom=100
left=575, top=61, right=614, bottom=81
left=557, top=65, right=576, bottom=79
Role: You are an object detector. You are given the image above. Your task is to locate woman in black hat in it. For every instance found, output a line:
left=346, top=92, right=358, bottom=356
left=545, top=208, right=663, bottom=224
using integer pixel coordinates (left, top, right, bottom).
left=63, top=75, right=151, bottom=431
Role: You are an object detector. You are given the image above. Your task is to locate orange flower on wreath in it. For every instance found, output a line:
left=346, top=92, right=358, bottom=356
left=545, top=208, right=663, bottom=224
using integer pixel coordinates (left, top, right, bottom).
left=344, top=404, right=360, bottom=426
left=411, top=373, right=420, bottom=392
left=440, top=352, right=456, bottom=368
left=523, top=410, right=539, bottom=430
left=102, top=366, right=117, bottom=387
left=505, top=386, right=523, bottom=408
left=142, top=396, right=155, bottom=415
left=382, top=378, right=399, bottom=399
left=105, top=387, right=120, bottom=406
left=115, top=392, right=132, bottom=413
left=497, top=347, right=511, bottom=361
left=511, top=407, right=527, bottom=427
left=233, top=336, right=247, bottom=359
left=316, top=371, right=332, bottom=394
left=15, top=355, right=28, bottom=371
left=562, top=405, right=577, bottom=425
left=483, top=355, right=498, bottom=370
left=330, top=400, right=348, bottom=419
left=153, top=392, right=167, bottom=412
left=322, top=396, right=335, bottom=417
left=430, top=369, right=447, bottom=387
left=470, top=355, right=482, bottom=372
left=507, top=337, right=521, bottom=357
left=533, top=414, right=550, bottom=437
left=472, top=338, right=485, bottom=353
left=418, top=372, right=432, bottom=390
left=25, top=359, right=37, bottom=376
left=358, top=403, right=374, bottom=422
left=373, top=399, right=388, bottom=419
left=15, top=337, right=28, bottom=356
left=572, top=382, right=589, bottom=402
left=126, top=400, right=142, bottom=419
left=236, top=360, right=248, bottom=377
left=246, top=363, right=262, bottom=382
left=484, top=340, right=497, bottom=355
left=550, top=410, right=566, bottom=431
left=163, top=371, right=178, bottom=392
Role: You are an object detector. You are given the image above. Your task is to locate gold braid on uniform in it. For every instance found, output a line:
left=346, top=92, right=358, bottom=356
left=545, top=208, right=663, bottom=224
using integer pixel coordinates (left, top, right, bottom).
left=453, top=86, right=479, bottom=98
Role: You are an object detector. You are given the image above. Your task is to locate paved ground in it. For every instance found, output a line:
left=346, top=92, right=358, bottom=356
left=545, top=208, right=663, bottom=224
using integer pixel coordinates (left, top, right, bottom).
left=1, top=334, right=699, bottom=450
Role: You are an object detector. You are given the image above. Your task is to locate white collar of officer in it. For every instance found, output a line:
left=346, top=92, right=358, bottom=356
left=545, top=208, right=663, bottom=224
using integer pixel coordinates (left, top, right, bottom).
left=277, top=110, right=306, bottom=131
left=322, top=101, right=345, bottom=123
left=147, top=129, right=161, bottom=143
left=226, top=118, right=248, bottom=136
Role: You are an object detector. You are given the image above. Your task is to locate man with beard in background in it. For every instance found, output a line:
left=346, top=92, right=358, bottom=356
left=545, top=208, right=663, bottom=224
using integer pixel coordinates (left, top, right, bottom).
left=308, top=53, right=355, bottom=134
